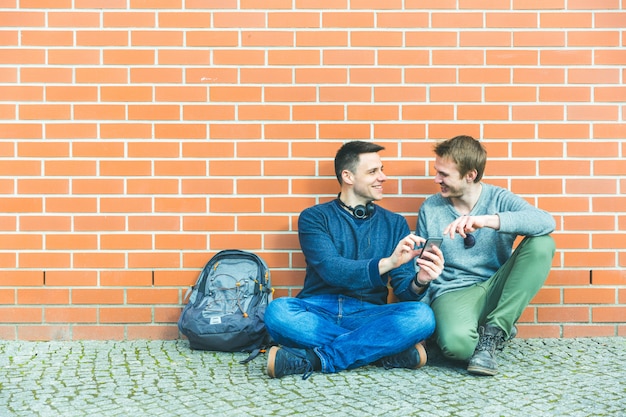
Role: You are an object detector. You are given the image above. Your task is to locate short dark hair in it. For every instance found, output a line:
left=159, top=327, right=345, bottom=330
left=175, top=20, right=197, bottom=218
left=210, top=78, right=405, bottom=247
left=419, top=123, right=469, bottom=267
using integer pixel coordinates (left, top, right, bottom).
left=434, top=135, right=487, bottom=182
left=334, top=141, right=385, bottom=184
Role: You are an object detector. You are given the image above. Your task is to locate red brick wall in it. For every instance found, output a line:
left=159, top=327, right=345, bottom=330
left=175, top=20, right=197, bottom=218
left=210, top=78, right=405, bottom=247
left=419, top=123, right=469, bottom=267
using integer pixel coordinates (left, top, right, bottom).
left=0, top=1, right=624, bottom=340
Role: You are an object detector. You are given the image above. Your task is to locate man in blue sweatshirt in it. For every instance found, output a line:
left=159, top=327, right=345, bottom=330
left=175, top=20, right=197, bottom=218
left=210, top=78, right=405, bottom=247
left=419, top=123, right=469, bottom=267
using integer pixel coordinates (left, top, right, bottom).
left=264, top=140, right=444, bottom=379
left=416, top=135, right=556, bottom=376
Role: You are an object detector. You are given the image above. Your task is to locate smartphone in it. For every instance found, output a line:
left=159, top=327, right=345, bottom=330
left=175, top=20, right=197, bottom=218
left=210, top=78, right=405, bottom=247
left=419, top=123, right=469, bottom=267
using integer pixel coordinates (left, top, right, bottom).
left=419, top=237, right=443, bottom=259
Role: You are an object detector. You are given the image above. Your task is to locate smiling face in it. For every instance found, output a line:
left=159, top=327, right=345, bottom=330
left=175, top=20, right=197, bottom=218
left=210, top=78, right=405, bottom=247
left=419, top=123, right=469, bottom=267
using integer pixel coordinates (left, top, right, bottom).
left=344, top=152, right=387, bottom=203
left=433, top=156, right=473, bottom=199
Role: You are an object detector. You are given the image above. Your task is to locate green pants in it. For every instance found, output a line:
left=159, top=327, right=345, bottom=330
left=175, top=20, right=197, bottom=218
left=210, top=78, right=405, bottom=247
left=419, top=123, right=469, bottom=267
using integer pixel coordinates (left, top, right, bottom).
left=431, top=235, right=556, bottom=361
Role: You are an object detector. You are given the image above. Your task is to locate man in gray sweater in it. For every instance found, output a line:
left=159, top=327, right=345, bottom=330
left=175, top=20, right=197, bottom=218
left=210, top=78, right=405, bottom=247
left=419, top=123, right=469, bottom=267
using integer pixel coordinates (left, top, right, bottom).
left=415, top=135, right=556, bottom=376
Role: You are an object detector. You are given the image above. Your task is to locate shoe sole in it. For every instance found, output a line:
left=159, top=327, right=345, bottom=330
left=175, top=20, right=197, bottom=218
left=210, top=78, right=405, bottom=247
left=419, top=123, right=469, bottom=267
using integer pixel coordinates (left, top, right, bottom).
left=415, top=342, right=427, bottom=369
left=266, top=346, right=280, bottom=378
left=467, top=363, right=498, bottom=376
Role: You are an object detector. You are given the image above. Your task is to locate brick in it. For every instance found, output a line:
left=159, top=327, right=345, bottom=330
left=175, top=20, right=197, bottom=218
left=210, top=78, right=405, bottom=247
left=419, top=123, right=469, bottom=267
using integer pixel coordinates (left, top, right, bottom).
left=130, top=68, right=183, bottom=84
left=19, top=252, right=71, bottom=269
left=592, top=270, right=626, bottom=285
left=268, top=12, right=319, bottom=29
left=0, top=86, right=43, bottom=101
left=539, top=86, right=591, bottom=102
left=127, top=325, right=179, bottom=340
left=539, top=160, right=590, bottom=176
left=185, top=68, right=238, bottom=84
left=240, top=105, right=291, bottom=121
left=182, top=215, right=235, bottom=232
left=377, top=11, right=428, bottom=28
left=100, top=234, right=152, bottom=250
left=155, top=123, right=207, bottom=139
left=537, top=123, right=590, bottom=139
left=213, top=12, right=266, bottom=28
left=103, top=11, right=155, bottom=28
left=568, top=105, right=619, bottom=121
left=564, top=287, right=616, bottom=304
left=551, top=233, right=589, bottom=250
left=296, top=31, right=348, bottom=47
left=154, top=160, right=206, bottom=176
left=0, top=30, right=18, bottom=46
left=45, top=198, right=98, bottom=213
left=594, top=11, right=626, bottom=27
left=563, top=325, right=616, bottom=338
left=210, top=233, right=263, bottom=250
left=567, top=141, right=619, bottom=158
left=514, top=31, right=564, bottom=47
left=541, top=12, right=592, bottom=28
left=512, top=105, right=564, bottom=121
left=0, top=11, right=45, bottom=27
left=45, top=161, right=97, bottom=176
left=18, top=326, right=71, bottom=341
left=458, top=105, right=509, bottom=121
left=461, top=31, right=511, bottom=47
left=322, top=12, right=374, bottom=28
left=183, top=105, right=235, bottom=121
left=0, top=48, right=45, bottom=65
left=155, top=197, right=206, bottom=213
left=128, top=252, right=181, bottom=268
left=432, top=12, right=482, bottom=28
left=0, top=234, right=42, bottom=250
left=45, top=308, right=97, bottom=323
left=128, top=216, right=180, bottom=231
left=102, top=49, right=155, bottom=65
left=563, top=251, right=616, bottom=268
left=236, top=141, right=289, bottom=158
left=73, top=252, right=126, bottom=268
left=127, top=179, right=180, bottom=195
left=128, top=104, right=180, bottom=121
left=154, top=234, right=207, bottom=250
left=541, top=50, right=592, bottom=65
left=100, top=270, right=152, bottom=287
left=100, top=160, right=152, bottom=176
left=592, top=306, right=626, bottom=323
left=73, top=215, right=126, bottom=231
left=44, top=270, right=98, bottom=286
left=132, top=30, right=184, bottom=46
left=594, top=123, right=626, bottom=139
left=127, top=288, right=180, bottom=304
left=594, top=159, right=626, bottom=176
left=20, top=104, right=71, bottom=120
left=18, top=288, right=69, bottom=305
left=513, top=68, right=565, bottom=84
left=73, top=325, right=125, bottom=340
left=264, top=160, right=317, bottom=176
left=17, top=179, right=69, bottom=195
left=537, top=306, right=590, bottom=323
left=100, top=307, right=152, bottom=323
left=237, top=179, right=289, bottom=195
left=269, top=124, right=315, bottom=140
left=563, top=215, right=615, bottom=231
left=130, top=0, right=185, bottom=9
left=159, top=49, right=212, bottom=65
left=568, top=31, right=620, bottom=47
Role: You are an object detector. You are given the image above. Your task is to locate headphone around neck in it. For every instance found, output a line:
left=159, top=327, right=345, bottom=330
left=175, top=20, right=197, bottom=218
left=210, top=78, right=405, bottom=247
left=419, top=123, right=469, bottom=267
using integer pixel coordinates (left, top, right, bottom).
left=337, top=193, right=375, bottom=219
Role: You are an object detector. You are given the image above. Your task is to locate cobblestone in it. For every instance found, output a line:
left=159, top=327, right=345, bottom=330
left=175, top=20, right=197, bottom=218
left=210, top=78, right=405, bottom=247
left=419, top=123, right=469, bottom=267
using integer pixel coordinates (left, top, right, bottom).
left=0, top=337, right=624, bottom=416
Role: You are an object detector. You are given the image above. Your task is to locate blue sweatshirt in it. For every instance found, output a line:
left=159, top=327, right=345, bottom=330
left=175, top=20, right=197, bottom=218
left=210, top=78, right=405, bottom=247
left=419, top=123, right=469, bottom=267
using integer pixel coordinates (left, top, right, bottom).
left=415, top=183, right=556, bottom=305
left=297, top=199, right=421, bottom=305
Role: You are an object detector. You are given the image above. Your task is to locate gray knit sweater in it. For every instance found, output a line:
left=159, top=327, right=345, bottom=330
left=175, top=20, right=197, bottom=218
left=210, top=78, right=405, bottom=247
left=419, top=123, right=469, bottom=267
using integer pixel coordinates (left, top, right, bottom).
left=415, top=183, right=555, bottom=305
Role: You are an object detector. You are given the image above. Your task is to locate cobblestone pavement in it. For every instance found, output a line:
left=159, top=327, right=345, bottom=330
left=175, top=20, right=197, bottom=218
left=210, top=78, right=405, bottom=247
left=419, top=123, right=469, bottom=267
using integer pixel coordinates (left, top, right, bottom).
left=0, top=337, right=624, bottom=417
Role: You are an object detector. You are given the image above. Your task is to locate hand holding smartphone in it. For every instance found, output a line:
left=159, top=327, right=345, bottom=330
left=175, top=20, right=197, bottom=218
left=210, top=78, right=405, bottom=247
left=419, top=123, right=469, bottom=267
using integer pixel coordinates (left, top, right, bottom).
left=419, top=237, right=443, bottom=259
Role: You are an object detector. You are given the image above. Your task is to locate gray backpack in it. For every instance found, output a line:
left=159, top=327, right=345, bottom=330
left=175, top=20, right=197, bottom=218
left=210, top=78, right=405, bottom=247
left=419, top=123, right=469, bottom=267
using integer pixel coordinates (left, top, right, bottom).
left=178, top=249, right=273, bottom=353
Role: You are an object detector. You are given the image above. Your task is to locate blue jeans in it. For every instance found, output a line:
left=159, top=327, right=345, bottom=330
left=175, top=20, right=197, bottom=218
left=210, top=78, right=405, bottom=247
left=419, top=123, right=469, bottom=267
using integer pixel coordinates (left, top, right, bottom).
left=264, top=294, right=435, bottom=373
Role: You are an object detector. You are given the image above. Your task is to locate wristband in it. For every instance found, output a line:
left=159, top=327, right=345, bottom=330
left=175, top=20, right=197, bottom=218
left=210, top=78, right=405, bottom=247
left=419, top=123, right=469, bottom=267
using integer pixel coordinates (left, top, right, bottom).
left=413, top=274, right=429, bottom=288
